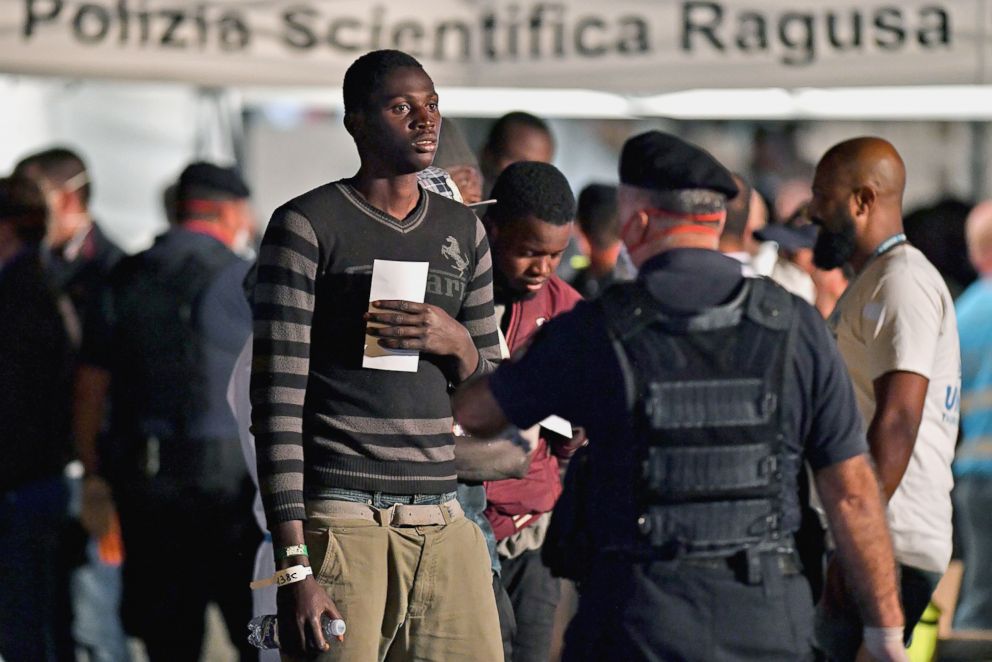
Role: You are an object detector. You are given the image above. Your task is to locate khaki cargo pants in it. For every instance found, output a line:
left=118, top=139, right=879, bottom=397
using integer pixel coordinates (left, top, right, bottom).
left=284, top=498, right=503, bottom=661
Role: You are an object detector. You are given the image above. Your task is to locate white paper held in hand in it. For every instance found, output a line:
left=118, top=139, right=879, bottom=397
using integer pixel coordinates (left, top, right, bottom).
left=540, top=415, right=573, bottom=439
left=363, top=259, right=430, bottom=372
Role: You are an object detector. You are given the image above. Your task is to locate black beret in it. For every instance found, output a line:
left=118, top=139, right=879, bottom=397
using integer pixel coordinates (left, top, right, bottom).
left=178, top=161, right=250, bottom=200
left=619, top=131, right=738, bottom=198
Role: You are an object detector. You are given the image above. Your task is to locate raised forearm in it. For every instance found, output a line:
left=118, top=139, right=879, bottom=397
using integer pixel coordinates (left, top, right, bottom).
left=452, top=375, right=511, bottom=439
left=455, top=425, right=537, bottom=481
left=815, top=455, right=904, bottom=628
left=456, top=439, right=529, bottom=481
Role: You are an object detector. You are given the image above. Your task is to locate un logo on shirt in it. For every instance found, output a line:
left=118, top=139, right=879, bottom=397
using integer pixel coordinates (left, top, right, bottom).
left=945, top=386, right=960, bottom=412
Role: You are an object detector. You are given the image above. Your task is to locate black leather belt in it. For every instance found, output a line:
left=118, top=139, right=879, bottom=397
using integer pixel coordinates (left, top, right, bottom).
left=681, top=548, right=802, bottom=584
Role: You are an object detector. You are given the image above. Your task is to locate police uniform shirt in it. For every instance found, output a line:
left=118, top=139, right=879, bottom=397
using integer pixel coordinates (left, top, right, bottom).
left=488, top=248, right=868, bottom=532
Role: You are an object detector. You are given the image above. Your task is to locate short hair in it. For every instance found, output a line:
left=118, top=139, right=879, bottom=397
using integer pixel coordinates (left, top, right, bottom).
left=342, top=50, right=424, bottom=118
left=0, top=175, right=49, bottom=242
left=648, top=188, right=727, bottom=215
left=487, top=161, right=575, bottom=228
left=14, top=146, right=91, bottom=206
left=483, top=112, right=553, bottom=157
left=722, top=174, right=753, bottom=241
left=577, top=184, right=619, bottom=250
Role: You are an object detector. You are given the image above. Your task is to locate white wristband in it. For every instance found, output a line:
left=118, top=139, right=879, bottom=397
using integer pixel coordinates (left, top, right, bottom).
left=249, top=564, right=313, bottom=590
left=862, top=626, right=908, bottom=662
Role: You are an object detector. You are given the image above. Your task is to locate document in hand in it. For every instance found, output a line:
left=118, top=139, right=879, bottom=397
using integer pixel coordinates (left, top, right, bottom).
left=363, top=259, right=430, bottom=372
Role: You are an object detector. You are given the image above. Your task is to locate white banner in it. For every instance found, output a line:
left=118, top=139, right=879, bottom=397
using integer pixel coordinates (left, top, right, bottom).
left=0, top=0, right=989, bottom=91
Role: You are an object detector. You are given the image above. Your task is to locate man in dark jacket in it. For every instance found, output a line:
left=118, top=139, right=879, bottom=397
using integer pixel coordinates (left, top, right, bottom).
left=0, top=175, right=74, bottom=662
left=78, top=162, right=259, bottom=661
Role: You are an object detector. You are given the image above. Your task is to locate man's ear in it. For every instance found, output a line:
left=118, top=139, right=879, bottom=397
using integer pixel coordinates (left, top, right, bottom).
left=620, top=210, right=649, bottom=248
left=344, top=111, right=362, bottom=140
left=851, top=186, right=877, bottom=219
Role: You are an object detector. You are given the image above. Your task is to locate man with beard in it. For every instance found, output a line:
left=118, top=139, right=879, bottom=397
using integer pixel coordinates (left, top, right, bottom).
left=251, top=49, right=503, bottom=660
left=454, top=131, right=908, bottom=662
left=808, top=137, right=960, bottom=661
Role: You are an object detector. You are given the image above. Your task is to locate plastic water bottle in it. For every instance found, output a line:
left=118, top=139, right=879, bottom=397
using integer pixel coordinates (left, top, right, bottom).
left=247, top=614, right=346, bottom=650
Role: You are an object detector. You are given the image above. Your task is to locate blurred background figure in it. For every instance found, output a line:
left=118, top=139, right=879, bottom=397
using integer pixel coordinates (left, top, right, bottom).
left=749, top=125, right=814, bottom=212
left=0, top=174, right=74, bottom=662
left=952, top=200, right=992, bottom=631
left=720, top=173, right=758, bottom=275
left=754, top=205, right=818, bottom=304
left=434, top=119, right=484, bottom=205
left=904, top=197, right=977, bottom=299
left=569, top=183, right=634, bottom=298
left=77, top=162, right=259, bottom=662
left=15, top=145, right=129, bottom=662
left=480, top=111, right=555, bottom=197
left=746, top=189, right=778, bottom=276
left=14, top=147, right=123, bottom=323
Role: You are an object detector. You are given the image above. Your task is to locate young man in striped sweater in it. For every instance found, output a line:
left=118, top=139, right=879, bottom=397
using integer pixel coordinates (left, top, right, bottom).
left=250, top=50, right=503, bottom=661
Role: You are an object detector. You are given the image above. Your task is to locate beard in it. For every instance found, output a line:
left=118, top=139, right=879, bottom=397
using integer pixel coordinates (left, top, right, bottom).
left=813, top=218, right=857, bottom=270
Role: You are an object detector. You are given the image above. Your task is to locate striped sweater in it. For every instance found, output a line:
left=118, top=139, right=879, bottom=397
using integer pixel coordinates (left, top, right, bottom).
left=251, top=181, right=501, bottom=524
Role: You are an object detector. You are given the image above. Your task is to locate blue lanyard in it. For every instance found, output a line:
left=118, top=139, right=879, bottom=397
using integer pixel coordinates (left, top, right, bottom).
left=872, top=233, right=907, bottom=259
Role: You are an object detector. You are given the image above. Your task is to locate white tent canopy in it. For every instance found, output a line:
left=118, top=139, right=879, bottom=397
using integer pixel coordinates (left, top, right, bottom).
left=0, top=0, right=983, bottom=92
left=3, top=1, right=991, bottom=250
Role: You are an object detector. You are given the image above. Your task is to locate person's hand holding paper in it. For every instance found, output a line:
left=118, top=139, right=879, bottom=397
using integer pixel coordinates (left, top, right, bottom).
left=364, top=260, right=480, bottom=380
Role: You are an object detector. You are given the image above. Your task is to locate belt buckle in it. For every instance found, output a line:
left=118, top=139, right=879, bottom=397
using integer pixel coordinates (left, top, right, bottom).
left=376, top=504, right=398, bottom=527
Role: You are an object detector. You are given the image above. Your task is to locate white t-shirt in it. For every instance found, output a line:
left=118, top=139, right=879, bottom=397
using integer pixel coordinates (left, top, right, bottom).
left=830, top=243, right=960, bottom=573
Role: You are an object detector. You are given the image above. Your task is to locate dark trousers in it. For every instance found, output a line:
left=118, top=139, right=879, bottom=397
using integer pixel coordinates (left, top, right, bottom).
left=564, top=555, right=815, bottom=662
left=0, top=476, right=72, bottom=662
left=494, top=572, right=516, bottom=662
left=953, top=475, right=992, bottom=629
left=117, top=485, right=261, bottom=662
left=500, top=548, right=562, bottom=662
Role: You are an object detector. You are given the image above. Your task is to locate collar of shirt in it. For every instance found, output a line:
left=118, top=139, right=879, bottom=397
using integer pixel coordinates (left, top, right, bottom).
left=182, top=220, right=230, bottom=246
left=639, top=248, right=746, bottom=312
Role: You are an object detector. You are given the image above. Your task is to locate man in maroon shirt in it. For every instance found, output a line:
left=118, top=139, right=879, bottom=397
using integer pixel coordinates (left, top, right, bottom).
left=483, top=161, right=585, bottom=662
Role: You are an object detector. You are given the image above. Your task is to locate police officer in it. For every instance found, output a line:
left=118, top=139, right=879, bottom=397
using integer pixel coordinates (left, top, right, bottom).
left=77, top=162, right=260, bottom=661
left=453, top=131, right=908, bottom=662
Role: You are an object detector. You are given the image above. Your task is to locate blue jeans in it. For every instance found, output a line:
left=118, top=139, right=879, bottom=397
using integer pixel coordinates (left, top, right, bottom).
left=0, top=476, right=69, bottom=662
left=71, top=538, right=130, bottom=662
left=953, top=475, right=992, bottom=629
left=66, top=474, right=130, bottom=662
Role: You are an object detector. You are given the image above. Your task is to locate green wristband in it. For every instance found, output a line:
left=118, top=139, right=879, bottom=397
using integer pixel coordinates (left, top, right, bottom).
left=274, top=544, right=309, bottom=560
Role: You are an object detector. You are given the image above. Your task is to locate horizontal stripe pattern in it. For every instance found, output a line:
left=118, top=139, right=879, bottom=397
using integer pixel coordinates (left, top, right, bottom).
left=463, top=218, right=501, bottom=371
left=251, top=186, right=501, bottom=524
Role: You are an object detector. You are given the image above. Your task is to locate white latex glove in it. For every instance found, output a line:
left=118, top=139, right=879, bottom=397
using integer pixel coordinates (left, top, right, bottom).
left=862, top=626, right=908, bottom=662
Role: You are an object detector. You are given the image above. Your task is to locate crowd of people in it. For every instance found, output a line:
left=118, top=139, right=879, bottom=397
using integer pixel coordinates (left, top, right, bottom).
left=1, top=46, right=991, bottom=662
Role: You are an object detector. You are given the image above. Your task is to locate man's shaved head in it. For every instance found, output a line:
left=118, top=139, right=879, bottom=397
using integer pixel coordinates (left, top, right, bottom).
left=815, top=137, right=906, bottom=206
left=809, top=137, right=908, bottom=271
left=966, top=200, right=992, bottom=275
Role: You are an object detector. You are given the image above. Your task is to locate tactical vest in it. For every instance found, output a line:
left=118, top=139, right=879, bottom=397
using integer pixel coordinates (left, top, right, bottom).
left=104, top=235, right=241, bottom=493
left=592, top=277, right=799, bottom=560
